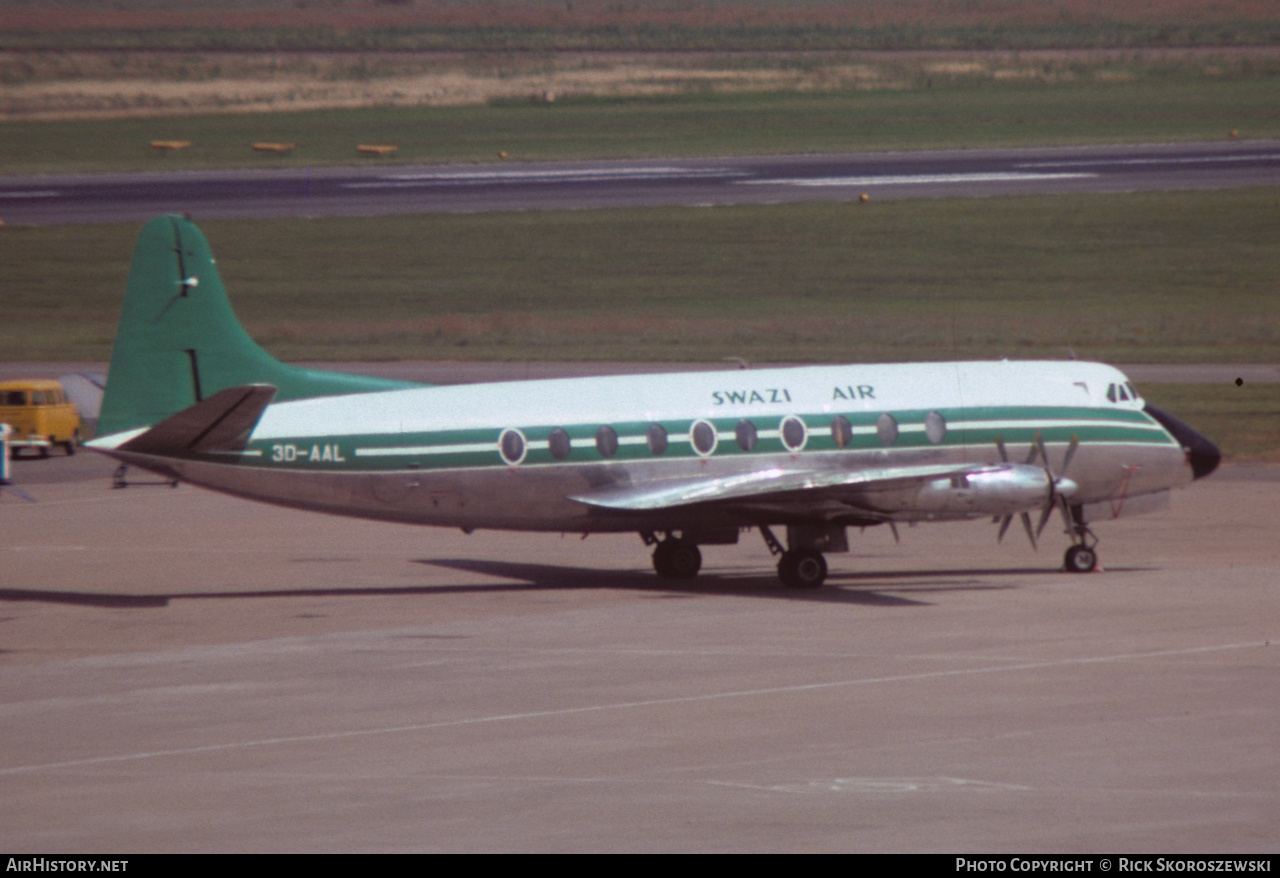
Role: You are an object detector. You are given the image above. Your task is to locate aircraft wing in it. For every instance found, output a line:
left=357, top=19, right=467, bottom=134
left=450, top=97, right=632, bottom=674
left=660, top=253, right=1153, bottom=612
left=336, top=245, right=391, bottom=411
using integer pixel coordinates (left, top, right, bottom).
left=568, top=462, right=983, bottom=513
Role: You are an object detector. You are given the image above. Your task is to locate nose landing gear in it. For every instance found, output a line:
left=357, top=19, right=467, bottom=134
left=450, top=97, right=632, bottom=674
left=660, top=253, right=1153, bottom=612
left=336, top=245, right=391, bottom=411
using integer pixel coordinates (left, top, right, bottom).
left=1060, top=502, right=1100, bottom=573
left=1064, top=544, right=1098, bottom=573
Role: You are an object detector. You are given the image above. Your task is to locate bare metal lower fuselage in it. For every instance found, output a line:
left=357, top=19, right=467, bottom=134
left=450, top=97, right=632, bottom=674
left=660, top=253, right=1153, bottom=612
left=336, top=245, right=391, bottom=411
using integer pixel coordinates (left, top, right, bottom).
left=109, top=436, right=1191, bottom=534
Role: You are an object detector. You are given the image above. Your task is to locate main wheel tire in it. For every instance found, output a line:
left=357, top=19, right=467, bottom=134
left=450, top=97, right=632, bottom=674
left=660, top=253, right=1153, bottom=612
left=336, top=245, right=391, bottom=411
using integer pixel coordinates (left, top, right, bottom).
left=653, top=539, right=702, bottom=579
left=778, top=549, right=827, bottom=589
left=1064, top=544, right=1097, bottom=573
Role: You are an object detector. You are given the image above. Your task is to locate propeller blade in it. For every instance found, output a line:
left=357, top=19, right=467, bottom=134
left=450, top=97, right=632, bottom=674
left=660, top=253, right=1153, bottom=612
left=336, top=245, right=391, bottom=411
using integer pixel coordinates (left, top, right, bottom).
left=995, top=435, right=1009, bottom=463
left=1035, top=432, right=1052, bottom=476
left=1060, top=433, right=1079, bottom=476
left=888, top=521, right=900, bottom=544
left=1035, top=503, right=1055, bottom=538
left=1020, top=511, right=1037, bottom=550
left=997, top=514, right=1013, bottom=543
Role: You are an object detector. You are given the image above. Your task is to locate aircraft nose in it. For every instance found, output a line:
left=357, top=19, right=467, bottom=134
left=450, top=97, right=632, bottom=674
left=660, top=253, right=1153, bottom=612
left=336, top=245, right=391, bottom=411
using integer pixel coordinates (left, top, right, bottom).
left=1143, top=403, right=1221, bottom=480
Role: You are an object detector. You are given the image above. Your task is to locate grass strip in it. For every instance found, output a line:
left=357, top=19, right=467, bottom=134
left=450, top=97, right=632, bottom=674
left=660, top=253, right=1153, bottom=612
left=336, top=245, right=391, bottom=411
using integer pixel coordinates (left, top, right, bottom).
left=2, top=188, right=1275, bottom=367
left=1140, top=384, right=1279, bottom=462
left=3, top=74, right=1278, bottom=174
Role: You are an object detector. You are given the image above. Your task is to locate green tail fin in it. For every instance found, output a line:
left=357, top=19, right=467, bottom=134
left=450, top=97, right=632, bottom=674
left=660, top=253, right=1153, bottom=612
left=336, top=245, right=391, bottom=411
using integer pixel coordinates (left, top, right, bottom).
left=98, top=215, right=421, bottom=435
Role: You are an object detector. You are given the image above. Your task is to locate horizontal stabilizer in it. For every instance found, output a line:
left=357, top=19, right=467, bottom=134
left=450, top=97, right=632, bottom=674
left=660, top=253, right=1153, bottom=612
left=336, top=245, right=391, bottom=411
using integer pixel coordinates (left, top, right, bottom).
left=119, top=384, right=277, bottom=455
left=570, top=463, right=982, bottom=512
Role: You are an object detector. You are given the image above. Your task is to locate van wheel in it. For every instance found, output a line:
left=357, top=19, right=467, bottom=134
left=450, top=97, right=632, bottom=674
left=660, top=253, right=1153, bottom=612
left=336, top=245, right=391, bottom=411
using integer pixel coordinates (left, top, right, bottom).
left=64, top=432, right=79, bottom=456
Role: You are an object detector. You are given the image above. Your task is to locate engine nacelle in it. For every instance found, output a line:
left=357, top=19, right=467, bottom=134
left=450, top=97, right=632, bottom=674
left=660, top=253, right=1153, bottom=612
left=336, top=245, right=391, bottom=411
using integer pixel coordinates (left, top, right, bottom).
left=863, top=465, right=1073, bottom=519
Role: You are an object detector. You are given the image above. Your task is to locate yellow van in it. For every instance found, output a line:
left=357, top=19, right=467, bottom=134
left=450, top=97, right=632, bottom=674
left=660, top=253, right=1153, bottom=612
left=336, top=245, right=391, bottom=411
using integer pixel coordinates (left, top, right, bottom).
left=0, top=380, right=82, bottom=457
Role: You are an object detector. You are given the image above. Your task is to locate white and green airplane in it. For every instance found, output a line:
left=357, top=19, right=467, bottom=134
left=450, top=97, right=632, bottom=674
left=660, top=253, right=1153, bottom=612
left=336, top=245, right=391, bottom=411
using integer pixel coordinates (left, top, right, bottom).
left=89, top=215, right=1220, bottom=587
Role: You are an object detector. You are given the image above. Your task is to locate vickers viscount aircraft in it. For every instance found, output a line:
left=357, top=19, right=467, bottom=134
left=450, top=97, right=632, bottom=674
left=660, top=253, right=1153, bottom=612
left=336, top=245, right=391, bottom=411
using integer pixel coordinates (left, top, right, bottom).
left=89, top=215, right=1220, bottom=587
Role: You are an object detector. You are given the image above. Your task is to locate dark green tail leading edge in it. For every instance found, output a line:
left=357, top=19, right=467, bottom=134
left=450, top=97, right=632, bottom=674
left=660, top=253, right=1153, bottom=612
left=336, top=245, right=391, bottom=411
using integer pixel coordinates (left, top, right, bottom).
left=98, top=215, right=422, bottom=436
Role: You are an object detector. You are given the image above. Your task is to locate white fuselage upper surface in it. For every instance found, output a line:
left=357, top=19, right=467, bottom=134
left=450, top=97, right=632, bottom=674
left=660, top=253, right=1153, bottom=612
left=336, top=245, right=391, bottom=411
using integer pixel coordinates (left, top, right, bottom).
left=252, top=360, right=1140, bottom=442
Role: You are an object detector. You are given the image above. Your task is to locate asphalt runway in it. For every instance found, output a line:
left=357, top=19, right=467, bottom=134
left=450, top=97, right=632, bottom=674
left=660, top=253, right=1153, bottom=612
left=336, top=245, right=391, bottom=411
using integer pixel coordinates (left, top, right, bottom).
left=1, top=450, right=1276, bottom=852
left=3, top=140, right=1278, bottom=224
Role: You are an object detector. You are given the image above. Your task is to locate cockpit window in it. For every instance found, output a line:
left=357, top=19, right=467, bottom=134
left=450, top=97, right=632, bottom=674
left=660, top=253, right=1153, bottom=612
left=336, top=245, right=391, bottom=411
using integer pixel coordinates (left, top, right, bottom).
left=1106, top=382, right=1140, bottom=404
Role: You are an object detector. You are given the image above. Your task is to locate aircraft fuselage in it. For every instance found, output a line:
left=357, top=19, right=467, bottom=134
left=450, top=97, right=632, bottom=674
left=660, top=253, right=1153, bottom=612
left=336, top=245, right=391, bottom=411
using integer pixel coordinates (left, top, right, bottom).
left=102, top=360, right=1196, bottom=535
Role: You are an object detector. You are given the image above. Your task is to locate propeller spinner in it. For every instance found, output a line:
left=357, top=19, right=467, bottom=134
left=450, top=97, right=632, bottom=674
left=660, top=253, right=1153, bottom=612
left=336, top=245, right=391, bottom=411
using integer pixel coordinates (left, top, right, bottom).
left=994, top=431, right=1079, bottom=550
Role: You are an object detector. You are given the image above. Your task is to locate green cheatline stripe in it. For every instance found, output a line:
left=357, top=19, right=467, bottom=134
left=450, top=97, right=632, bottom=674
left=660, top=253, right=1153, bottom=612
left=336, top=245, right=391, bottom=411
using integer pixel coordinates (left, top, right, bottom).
left=240, top=405, right=1171, bottom=472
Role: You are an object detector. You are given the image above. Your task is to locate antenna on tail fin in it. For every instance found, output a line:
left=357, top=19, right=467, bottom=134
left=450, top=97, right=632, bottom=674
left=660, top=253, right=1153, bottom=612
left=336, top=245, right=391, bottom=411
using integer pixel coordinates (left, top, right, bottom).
left=98, top=215, right=421, bottom=435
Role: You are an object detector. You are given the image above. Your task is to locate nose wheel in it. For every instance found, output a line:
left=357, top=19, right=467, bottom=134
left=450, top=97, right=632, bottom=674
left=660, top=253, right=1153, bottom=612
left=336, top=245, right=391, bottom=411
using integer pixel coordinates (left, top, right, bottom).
left=1060, top=502, right=1100, bottom=573
left=1064, top=544, right=1098, bottom=573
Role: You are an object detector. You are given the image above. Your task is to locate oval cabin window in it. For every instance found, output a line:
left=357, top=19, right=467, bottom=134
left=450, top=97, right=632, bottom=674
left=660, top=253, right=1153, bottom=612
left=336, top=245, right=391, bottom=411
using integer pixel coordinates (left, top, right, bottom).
left=499, top=429, right=526, bottom=465
left=831, top=415, right=853, bottom=448
left=548, top=427, right=571, bottom=460
left=780, top=416, right=807, bottom=451
left=691, top=421, right=718, bottom=456
left=596, top=425, right=619, bottom=458
left=924, top=411, right=947, bottom=445
left=876, top=413, right=899, bottom=446
left=647, top=423, right=668, bottom=456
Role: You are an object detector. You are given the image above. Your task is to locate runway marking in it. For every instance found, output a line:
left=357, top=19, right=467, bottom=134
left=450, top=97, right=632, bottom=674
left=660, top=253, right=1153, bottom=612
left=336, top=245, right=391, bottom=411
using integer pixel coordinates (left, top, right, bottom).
left=0, top=495, right=173, bottom=509
left=1017, top=153, right=1280, bottom=169
left=345, top=166, right=745, bottom=189
left=0, top=190, right=60, bottom=199
left=709, top=776, right=1035, bottom=795
left=738, top=172, right=1095, bottom=188
left=0, top=639, right=1266, bottom=777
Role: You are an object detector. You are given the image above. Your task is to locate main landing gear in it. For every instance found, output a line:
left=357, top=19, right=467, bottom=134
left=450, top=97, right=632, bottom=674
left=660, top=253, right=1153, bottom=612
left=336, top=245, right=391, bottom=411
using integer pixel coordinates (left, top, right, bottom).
left=649, top=536, right=702, bottom=579
left=644, top=526, right=831, bottom=588
left=777, top=549, right=828, bottom=589
left=758, top=524, right=827, bottom=588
